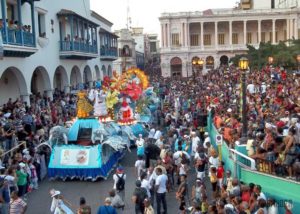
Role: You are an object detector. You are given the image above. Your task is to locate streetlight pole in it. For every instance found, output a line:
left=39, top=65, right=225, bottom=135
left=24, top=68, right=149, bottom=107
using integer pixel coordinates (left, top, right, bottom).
left=239, top=57, right=249, bottom=140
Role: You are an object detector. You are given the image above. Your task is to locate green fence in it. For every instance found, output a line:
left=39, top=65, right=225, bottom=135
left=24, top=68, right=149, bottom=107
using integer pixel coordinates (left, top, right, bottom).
left=207, top=113, right=300, bottom=213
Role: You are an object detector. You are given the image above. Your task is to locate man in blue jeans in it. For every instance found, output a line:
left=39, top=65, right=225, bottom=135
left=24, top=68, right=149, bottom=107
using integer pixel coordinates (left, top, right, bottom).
left=155, top=167, right=168, bottom=214
left=0, top=178, right=10, bottom=214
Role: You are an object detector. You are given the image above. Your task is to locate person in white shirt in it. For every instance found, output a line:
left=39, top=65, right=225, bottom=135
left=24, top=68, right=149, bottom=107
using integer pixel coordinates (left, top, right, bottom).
left=153, top=130, right=162, bottom=141
left=267, top=198, right=278, bottom=214
left=113, top=167, right=126, bottom=201
left=135, top=155, right=145, bottom=178
left=155, top=167, right=168, bottom=214
left=203, top=132, right=211, bottom=149
left=148, top=128, right=156, bottom=143
left=191, top=132, right=201, bottom=158
left=247, top=81, right=255, bottom=94
left=254, top=185, right=266, bottom=201
left=208, top=149, right=219, bottom=172
left=155, top=136, right=164, bottom=148
left=140, top=172, right=151, bottom=198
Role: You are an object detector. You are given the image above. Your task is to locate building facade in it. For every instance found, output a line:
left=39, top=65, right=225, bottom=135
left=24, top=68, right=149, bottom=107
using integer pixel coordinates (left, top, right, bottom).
left=0, top=0, right=117, bottom=105
left=113, top=28, right=137, bottom=73
left=159, top=0, right=300, bottom=77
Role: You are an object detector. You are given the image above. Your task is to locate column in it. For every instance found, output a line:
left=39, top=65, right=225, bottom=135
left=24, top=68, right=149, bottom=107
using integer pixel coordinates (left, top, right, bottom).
left=70, top=16, right=74, bottom=50
left=46, top=90, right=53, bottom=101
left=215, top=21, right=218, bottom=48
left=165, top=23, right=168, bottom=47
left=181, top=22, right=185, bottom=47
left=258, top=20, right=261, bottom=43
left=30, top=1, right=36, bottom=46
left=287, top=19, right=290, bottom=40
left=229, top=21, right=232, bottom=46
left=95, top=27, right=98, bottom=50
left=272, top=19, right=276, bottom=44
left=294, top=19, right=298, bottom=39
left=1, top=0, right=8, bottom=43
left=17, top=0, right=24, bottom=45
left=186, top=22, right=189, bottom=46
left=200, top=22, right=204, bottom=49
left=168, top=23, right=171, bottom=47
left=88, top=81, right=93, bottom=89
left=21, top=94, right=30, bottom=106
left=64, top=85, right=70, bottom=94
left=161, top=24, right=164, bottom=47
left=243, top=20, right=247, bottom=45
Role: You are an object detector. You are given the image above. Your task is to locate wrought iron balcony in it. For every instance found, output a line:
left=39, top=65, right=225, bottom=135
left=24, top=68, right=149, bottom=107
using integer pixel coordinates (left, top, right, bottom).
left=100, top=46, right=118, bottom=60
left=59, top=41, right=98, bottom=59
left=1, top=28, right=37, bottom=57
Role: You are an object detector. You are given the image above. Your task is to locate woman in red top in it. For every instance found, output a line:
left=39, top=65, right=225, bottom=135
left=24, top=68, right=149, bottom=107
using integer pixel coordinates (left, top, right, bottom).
left=241, top=185, right=251, bottom=203
left=216, top=161, right=224, bottom=188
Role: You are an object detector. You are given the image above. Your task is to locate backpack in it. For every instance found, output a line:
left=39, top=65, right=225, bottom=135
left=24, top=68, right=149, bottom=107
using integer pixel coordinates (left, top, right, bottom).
left=116, top=174, right=125, bottom=191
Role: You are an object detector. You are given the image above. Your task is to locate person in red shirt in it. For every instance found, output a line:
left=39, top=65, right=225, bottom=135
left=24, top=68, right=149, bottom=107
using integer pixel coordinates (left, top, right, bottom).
left=241, top=185, right=251, bottom=203
left=216, top=161, right=225, bottom=188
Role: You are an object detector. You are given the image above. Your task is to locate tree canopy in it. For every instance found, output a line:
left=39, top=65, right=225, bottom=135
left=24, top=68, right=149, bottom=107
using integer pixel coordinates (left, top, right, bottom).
left=230, top=39, right=300, bottom=70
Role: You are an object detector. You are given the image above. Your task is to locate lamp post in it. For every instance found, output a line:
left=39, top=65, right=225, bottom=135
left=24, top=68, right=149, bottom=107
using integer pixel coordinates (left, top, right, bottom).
left=239, top=57, right=249, bottom=140
left=297, top=54, right=300, bottom=72
left=268, top=56, right=273, bottom=66
left=192, top=58, right=204, bottom=82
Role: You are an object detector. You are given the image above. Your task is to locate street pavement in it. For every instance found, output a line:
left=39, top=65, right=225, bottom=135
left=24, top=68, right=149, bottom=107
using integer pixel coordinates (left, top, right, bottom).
left=26, top=148, right=212, bottom=214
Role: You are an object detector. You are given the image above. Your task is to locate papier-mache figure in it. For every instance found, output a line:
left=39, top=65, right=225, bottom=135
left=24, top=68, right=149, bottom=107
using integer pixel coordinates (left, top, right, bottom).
left=89, top=81, right=108, bottom=117
left=77, top=86, right=93, bottom=118
left=119, top=97, right=133, bottom=122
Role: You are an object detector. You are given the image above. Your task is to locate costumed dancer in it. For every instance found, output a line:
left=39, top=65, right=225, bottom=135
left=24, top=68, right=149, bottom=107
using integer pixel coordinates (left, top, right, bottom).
left=89, top=82, right=108, bottom=117
left=50, top=189, right=74, bottom=214
left=77, top=86, right=93, bottom=118
left=136, top=134, right=145, bottom=156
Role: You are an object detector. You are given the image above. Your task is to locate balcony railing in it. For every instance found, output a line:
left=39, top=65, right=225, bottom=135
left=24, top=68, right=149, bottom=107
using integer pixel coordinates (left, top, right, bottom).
left=59, top=41, right=98, bottom=54
left=1, top=28, right=35, bottom=47
left=100, top=46, right=118, bottom=57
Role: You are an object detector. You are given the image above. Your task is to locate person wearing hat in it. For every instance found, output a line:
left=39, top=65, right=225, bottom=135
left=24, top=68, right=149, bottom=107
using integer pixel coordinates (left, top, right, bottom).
left=50, top=189, right=74, bottom=214
left=97, top=197, right=117, bottom=214
left=191, top=178, right=205, bottom=204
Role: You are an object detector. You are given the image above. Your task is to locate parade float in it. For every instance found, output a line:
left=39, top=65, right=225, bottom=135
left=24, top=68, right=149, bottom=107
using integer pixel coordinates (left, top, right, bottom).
left=47, top=68, right=158, bottom=181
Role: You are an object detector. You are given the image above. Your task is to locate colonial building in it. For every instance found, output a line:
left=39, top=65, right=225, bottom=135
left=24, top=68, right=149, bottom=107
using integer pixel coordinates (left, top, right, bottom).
left=113, top=28, right=137, bottom=73
left=0, top=0, right=117, bottom=105
left=159, top=0, right=300, bottom=77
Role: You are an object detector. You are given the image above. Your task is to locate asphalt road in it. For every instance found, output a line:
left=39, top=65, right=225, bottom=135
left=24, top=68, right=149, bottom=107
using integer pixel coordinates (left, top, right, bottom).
left=26, top=148, right=212, bottom=214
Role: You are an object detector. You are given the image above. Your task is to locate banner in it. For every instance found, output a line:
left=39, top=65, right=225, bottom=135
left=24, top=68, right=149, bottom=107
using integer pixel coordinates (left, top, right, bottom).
left=61, top=149, right=90, bottom=166
left=49, top=144, right=101, bottom=169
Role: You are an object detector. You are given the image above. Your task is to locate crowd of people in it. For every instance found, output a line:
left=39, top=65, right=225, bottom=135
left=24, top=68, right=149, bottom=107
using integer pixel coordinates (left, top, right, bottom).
left=0, top=63, right=299, bottom=214
left=0, top=90, right=77, bottom=214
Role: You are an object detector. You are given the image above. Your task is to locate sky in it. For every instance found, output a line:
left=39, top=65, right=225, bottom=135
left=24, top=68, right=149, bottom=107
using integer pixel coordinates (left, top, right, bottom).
left=90, top=0, right=238, bottom=35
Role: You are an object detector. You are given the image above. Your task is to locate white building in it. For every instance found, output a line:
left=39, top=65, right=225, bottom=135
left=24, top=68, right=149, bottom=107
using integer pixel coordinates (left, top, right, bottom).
left=159, top=0, right=300, bottom=77
left=113, top=28, right=137, bottom=73
left=0, top=0, right=117, bottom=105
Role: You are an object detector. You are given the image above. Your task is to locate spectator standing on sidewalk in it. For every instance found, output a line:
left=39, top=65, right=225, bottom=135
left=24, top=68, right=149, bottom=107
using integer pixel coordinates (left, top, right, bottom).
left=113, top=166, right=126, bottom=201
left=155, top=167, right=168, bottom=214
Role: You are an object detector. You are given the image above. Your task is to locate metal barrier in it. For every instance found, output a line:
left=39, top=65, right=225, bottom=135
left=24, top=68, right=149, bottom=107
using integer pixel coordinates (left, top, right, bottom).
left=0, top=141, right=27, bottom=159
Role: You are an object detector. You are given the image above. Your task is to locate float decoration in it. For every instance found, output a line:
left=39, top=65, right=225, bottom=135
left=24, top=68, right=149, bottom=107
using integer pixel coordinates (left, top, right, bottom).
left=77, top=89, right=93, bottom=118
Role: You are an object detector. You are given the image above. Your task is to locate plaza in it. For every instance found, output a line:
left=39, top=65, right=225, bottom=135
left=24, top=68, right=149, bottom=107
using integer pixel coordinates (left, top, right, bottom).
left=0, top=0, right=300, bottom=214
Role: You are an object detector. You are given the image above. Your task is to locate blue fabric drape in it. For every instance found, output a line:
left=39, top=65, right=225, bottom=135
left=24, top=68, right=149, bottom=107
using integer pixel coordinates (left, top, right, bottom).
left=68, top=119, right=100, bottom=141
